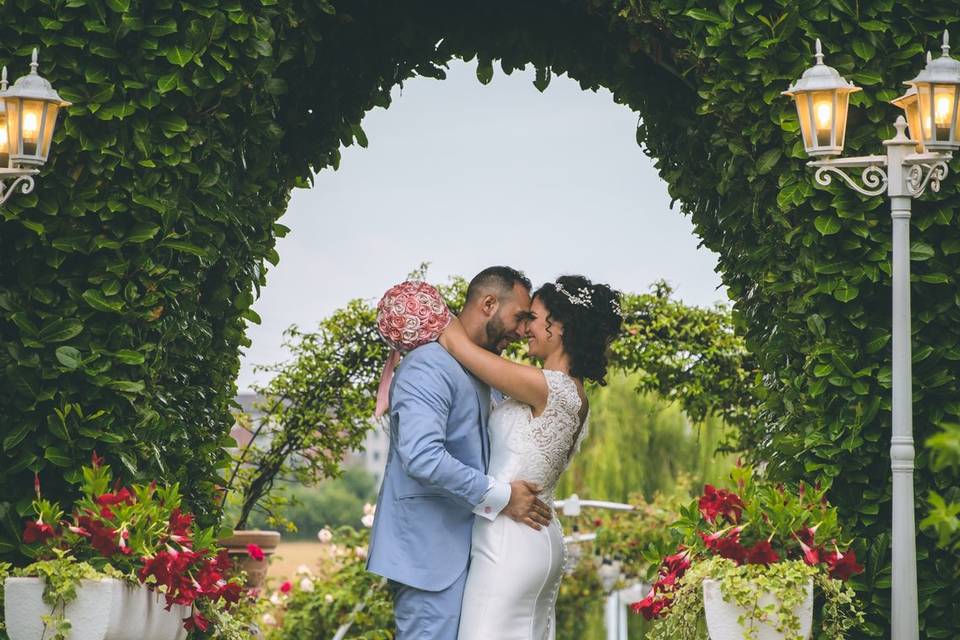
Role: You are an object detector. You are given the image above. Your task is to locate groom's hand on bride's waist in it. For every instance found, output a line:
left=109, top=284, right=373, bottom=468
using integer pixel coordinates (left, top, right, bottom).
left=504, top=481, right=552, bottom=530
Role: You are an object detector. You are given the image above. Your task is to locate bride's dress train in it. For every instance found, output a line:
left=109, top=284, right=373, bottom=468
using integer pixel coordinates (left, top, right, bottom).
left=458, top=369, right=588, bottom=640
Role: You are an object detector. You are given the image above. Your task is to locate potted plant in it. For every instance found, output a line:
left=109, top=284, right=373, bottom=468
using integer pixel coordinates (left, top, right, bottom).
left=2, top=452, right=257, bottom=639
left=634, top=465, right=865, bottom=640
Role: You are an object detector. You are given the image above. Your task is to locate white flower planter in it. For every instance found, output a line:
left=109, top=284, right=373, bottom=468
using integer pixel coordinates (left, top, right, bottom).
left=702, top=578, right=813, bottom=640
left=4, top=577, right=191, bottom=640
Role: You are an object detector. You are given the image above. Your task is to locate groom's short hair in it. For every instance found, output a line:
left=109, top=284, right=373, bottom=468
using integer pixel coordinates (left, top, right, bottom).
left=465, top=266, right=531, bottom=303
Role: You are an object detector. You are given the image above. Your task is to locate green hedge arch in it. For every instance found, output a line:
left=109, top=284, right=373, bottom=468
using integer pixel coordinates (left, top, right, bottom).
left=2, top=0, right=960, bottom=635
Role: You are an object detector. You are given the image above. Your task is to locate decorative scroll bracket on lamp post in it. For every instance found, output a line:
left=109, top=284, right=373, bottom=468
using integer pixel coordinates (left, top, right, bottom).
left=784, top=31, right=960, bottom=640
left=0, top=167, right=39, bottom=206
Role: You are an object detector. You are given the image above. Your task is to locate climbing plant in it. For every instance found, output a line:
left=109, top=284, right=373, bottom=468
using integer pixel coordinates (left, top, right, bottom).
left=2, top=0, right=960, bottom=635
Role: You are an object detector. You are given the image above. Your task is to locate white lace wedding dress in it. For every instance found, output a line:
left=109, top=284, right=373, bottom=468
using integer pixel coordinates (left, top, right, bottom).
left=458, top=369, right=588, bottom=640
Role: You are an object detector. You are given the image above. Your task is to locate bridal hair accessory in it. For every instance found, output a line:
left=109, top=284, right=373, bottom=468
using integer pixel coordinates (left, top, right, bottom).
left=374, top=281, right=452, bottom=417
left=554, top=281, right=593, bottom=307
left=554, top=280, right=622, bottom=316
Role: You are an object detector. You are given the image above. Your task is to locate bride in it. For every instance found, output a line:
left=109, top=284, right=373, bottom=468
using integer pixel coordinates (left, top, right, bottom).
left=438, top=274, right=623, bottom=640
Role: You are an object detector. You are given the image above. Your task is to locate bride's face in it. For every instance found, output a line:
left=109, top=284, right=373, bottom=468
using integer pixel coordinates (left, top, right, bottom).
left=525, top=296, right=563, bottom=360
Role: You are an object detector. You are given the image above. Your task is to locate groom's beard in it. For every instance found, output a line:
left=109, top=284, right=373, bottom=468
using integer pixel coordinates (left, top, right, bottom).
left=483, top=315, right=509, bottom=354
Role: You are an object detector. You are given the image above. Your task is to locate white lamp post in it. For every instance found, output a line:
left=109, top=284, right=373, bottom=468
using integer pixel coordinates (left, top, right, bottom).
left=0, top=48, right=71, bottom=205
left=784, top=32, right=960, bottom=640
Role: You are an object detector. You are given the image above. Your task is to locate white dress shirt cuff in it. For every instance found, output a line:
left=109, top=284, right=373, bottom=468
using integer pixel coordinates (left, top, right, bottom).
left=473, top=477, right=511, bottom=521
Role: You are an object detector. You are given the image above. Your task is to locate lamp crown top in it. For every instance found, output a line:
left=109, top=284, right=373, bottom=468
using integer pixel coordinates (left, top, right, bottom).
left=905, top=30, right=960, bottom=88
left=782, top=38, right=861, bottom=96
left=0, top=49, right=71, bottom=107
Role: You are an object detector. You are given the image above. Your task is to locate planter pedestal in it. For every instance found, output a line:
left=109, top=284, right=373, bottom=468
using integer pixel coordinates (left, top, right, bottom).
left=3, top=577, right=190, bottom=640
left=218, top=529, right=281, bottom=589
left=703, top=578, right=813, bottom=640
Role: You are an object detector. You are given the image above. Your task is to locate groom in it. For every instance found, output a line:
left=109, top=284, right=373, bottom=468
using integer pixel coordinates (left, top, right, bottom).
left=367, top=266, right=553, bottom=640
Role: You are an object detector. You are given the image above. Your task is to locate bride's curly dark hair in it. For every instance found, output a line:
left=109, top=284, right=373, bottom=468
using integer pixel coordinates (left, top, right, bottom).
left=534, top=275, right=623, bottom=385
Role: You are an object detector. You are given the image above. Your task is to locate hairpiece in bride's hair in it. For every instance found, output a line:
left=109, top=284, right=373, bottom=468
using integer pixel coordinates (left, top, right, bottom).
left=556, top=280, right=622, bottom=316
left=554, top=281, right=593, bottom=308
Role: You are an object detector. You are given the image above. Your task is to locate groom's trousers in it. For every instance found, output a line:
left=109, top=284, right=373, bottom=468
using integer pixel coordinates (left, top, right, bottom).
left=388, top=566, right=469, bottom=640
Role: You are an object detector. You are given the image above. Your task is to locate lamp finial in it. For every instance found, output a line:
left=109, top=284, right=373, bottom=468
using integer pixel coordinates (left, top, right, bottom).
left=943, top=30, right=951, bottom=57
left=815, top=38, right=824, bottom=65
left=30, top=48, right=39, bottom=75
left=1, top=66, right=7, bottom=92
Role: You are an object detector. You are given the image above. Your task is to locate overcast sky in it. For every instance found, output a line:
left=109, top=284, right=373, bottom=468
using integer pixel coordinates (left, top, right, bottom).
left=237, top=60, right=725, bottom=392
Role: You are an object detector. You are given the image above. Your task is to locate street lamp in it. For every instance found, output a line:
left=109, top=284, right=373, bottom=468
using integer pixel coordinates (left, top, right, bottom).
left=0, top=48, right=71, bottom=205
left=785, top=32, right=960, bottom=640
left=782, top=39, right=861, bottom=157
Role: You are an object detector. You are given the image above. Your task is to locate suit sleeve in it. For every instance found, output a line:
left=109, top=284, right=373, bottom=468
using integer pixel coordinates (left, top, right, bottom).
left=391, top=353, right=492, bottom=508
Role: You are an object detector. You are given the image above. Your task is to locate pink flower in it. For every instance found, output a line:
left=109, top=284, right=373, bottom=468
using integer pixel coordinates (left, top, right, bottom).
left=797, top=539, right=822, bottom=566
left=279, top=580, right=292, bottom=594
left=247, top=543, right=265, bottom=561
left=376, top=281, right=452, bottom=352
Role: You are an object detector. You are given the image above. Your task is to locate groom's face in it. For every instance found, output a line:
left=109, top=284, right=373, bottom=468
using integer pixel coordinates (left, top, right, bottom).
left=484, top=283, right=533, bottom=354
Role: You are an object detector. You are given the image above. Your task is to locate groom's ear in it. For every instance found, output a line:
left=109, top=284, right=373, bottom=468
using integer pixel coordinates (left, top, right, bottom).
left=480, top=293, right=499, bottom=318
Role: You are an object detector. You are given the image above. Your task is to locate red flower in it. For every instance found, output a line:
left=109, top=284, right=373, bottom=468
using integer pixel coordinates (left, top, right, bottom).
left=23, top=520, right=56, bottom=544
left=698, top=485, right=744, bottom=524
left=280, top=580, right=292, bottom=594
left=715, top=536, right=746, bottom=564
left=247, top=543, right=264, bottom=561
left=632, top=591, right=668, bottom=620
left=662, top=550, right=691, bottom=576
left=96, top=486, right=135, bottom=507
left=182, top=610, right=209, bottom=632
left=795, top=525, right=819, bottom=547
left=825, top=549, right=863, bottom=580
left=745, top=540, right=780, bottom=566
left=213, top=548, right=233, bottom=572
left=701, top=527, right=746, bottom=564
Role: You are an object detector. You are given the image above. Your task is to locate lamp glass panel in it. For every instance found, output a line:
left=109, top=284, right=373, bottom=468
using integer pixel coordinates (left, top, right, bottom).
left=39, top=103, right=58, bottom=160
left=20, top=99, right=44, bottom=157
left=902, top=97, right=923, bottom=150
left=794, top=94, right=813, bottom=149
left=0, top=110, right=8, bottom=166
left=933, top=84, right=956, bottom=143
left=835, top=91, right=850, bottom=148
left=811, top=90, right=835, bottom=148
left=4, top=98, right=20, bottom=158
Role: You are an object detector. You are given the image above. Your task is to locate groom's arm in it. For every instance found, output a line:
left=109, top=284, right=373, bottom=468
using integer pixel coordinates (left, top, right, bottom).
left=391, top=354, right=495, bottom=510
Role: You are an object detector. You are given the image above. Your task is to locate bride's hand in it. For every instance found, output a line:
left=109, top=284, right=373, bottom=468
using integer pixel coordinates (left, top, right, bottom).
left=438, top=316, right=466, bottom=353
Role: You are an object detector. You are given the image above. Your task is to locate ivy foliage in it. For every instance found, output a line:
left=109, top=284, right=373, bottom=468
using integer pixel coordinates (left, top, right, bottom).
left=1, top=0, right=960, bottom=635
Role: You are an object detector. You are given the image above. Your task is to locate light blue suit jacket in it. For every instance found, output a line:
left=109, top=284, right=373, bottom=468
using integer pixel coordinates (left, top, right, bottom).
left=366, top=343, right=492, bottom=591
